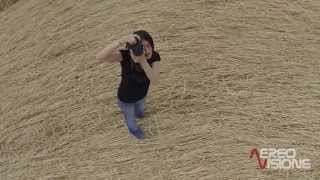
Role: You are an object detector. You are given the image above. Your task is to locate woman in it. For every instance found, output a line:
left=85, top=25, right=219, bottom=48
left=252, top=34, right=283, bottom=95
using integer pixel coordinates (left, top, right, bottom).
left=96, top=30, right=161, bottom=139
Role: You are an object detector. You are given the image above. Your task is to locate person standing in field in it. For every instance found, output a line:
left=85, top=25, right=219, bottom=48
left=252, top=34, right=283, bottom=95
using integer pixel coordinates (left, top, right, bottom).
left=96, top=30, right=161, bottom=140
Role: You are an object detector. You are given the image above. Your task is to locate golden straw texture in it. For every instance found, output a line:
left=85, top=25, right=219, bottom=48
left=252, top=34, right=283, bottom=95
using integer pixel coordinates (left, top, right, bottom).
left=0, top=0, right=320, bottom=179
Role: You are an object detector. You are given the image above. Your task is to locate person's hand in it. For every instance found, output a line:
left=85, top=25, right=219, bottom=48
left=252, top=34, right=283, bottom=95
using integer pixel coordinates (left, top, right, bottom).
left=130, top=49, right=146, bottom=64
left=121, top=34, right=141, bottom=45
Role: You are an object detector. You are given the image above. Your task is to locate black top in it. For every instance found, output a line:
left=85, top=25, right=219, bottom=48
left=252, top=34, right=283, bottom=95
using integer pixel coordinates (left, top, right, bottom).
left=117, top=49, right=161, bottom=103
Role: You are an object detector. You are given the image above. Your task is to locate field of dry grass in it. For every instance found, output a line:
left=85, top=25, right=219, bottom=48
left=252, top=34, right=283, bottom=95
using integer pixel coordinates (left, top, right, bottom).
left=0, top=0, right=320, bottom=179
left=0, top=0, right=18, bottom=11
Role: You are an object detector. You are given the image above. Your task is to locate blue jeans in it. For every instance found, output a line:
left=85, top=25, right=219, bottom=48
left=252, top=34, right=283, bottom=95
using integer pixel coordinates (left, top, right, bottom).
left=117, top=97, right=145, bottom=131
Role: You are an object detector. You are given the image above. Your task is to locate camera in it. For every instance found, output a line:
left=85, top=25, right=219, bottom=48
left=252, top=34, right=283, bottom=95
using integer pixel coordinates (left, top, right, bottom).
left=126, top=36, right=144, bottom=56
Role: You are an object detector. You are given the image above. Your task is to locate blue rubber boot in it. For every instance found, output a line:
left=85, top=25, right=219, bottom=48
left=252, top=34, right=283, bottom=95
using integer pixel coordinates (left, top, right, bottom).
left=136, top=111, right=145, bottom=119
left=129, top=128, right=145, bottom=139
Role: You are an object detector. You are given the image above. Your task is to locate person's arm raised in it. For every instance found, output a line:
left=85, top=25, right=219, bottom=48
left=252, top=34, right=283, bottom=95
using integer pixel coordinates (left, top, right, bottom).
left=96, top=39, right=124, bottom=64
left=130, top=51, right=160, bottom=86
left=96, top=35, right=140, bottom=64
left=140, top=60, right=160, bottom=86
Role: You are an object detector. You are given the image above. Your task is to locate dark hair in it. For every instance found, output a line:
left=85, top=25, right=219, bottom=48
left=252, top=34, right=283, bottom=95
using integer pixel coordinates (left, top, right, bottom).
left=133, top=30, right=155, bottom=51
left=129, top=30, right=157, bottom=74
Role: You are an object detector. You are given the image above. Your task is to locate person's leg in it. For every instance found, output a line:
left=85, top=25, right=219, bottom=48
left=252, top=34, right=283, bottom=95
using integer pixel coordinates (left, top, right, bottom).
left=117, top=99, right=144, bottom=139
left=134, top=97, right=145, bottom=118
